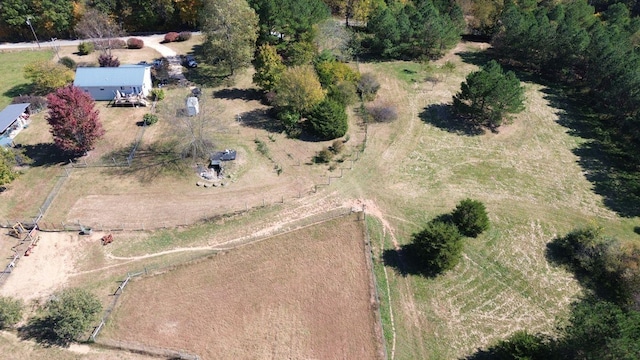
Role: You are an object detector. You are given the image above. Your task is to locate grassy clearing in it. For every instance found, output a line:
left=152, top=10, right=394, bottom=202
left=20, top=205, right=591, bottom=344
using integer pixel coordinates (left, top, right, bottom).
left=322, top=42, right=636, bottom=358
left=0, top=50, right=53, bottom=108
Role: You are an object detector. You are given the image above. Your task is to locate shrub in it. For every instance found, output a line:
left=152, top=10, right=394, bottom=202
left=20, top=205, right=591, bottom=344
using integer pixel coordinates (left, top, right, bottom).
left=411, top=220, right=464, bottom=274
left=164, top=32, right=180, bottom=43
left=315, top=147, right=333, bottom=163
left=77, top=41, right=94, bottom=55
left=307, top=99, right=348, bottom=140
left=178, top=31, right=192, bottom=41
left=315, top=60, right=360, bottom=88
left=328, top=81, right=358, bottom=106
left=143, top=113, right=158, bottom=125
left=150, top=89, right=165, bottom=101
left=127, top=37, right=144, bottom=49
left=0, top=297, right=23, bottom=329
left=98, top=54, right=120, bottom=67
left=58, top=56, right=76, bottom=69
left=331, top=139, right=344, bottom=153
left=275, top=109, right=301, bottom=137
left=357, top=73, right=380, bottom=101
left=367, top=103, right=398, bottom=123
left=451, top=198, right=489, bottom=237
left=12, top=95, right=47, bottom=113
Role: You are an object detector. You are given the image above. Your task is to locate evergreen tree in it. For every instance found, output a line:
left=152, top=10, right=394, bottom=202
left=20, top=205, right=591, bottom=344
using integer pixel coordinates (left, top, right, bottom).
left=307, top=99, right=348, bottom=140
left=453, top=60, right=525, bottom=130
left=411, top=220, right=464, bottom=274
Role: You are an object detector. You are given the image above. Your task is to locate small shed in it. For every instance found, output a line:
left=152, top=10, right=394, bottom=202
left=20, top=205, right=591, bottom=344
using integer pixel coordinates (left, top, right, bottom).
left=209, top=149, right=237, bottom=176
left=73, top=65, right=152, bottom=101
left=0, top=103, right=30, bottom=147
left=186, top=97, right=199, bottom=116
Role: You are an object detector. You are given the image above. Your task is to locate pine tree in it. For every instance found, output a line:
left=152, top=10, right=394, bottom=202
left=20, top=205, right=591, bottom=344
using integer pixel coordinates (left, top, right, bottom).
left=453, top=60, right=525, bottom=130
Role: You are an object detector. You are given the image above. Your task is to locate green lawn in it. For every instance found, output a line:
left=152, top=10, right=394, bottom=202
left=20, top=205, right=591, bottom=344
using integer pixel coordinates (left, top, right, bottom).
left=0, top=50, right=53, bottom=108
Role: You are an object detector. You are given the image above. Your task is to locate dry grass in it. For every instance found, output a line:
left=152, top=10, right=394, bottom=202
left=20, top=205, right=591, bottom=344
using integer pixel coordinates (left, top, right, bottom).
left=0, top=330, right=157, bottom=360
left=101, top=214, right=381, bottom=359
left=331, top=42, right=634, bottom=359
left=160, top=34, right=205, bottom=55
left=56, top=46, right=161, bottom=67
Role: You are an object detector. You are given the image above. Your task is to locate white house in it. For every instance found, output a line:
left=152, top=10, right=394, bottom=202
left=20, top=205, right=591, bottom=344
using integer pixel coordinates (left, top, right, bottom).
left=73, top=65, right=152, bottom=101
left=0, top=103, right=30, bottom=147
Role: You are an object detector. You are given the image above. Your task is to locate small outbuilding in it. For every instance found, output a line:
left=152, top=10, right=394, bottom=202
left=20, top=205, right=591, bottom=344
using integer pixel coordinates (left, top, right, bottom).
left=186, top=96, right=199, bottom=116
left=209, top=149, right=237, bottom=177
left=73, top=65, right=152, bottom=101
left=0, top=103, right=30, bottom=147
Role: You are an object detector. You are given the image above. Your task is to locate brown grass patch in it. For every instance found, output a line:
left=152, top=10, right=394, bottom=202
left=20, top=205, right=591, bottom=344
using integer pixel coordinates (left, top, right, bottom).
left=102, top=214, right=381, bottom=359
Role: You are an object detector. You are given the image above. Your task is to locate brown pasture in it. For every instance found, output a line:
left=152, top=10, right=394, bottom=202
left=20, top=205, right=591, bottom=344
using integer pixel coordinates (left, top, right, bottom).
left=101, top=214, right=382, bottom=359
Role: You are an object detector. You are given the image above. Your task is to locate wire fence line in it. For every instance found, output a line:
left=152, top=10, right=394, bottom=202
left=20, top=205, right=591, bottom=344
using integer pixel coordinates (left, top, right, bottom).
left=88, top=208, right=358, bottom=358
left=1, top=110, right=369, bottom=233
left=363, top=208, right=390, bottom=360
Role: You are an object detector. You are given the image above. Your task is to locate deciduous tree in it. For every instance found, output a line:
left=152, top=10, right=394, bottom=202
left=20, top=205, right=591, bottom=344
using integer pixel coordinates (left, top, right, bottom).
left=42, top=288, right=102, bottom=344
left=74, top=8, right=124, bottom=55
left=0, top=149, right=19, bottom=189
left=46, top=85, right=105, bottom=155
left=23, top=61, right=74, bottom=94
left=453, top=60, right=525, bottom=130
left=200, top=0, right=259, bottom=76
left=253, top=44, right=286, bottom=92
left=274, top=65, right=325, bottom=114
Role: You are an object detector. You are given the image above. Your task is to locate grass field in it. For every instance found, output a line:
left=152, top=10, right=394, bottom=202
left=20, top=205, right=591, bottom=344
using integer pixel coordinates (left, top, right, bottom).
left=101, top=214, right=381, bottom=359
left=0, top=50, right=53, bottom=108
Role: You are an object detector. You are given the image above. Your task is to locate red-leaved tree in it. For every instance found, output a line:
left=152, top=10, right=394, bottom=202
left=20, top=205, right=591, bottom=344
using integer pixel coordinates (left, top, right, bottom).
left=46, top=85, right=105, bottom=155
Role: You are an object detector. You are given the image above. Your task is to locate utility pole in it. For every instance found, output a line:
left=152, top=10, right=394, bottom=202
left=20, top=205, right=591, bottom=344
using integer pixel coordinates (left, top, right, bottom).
left=25, top=16, right=40, bottom=48
left=51, top=37, right=60, bottom=60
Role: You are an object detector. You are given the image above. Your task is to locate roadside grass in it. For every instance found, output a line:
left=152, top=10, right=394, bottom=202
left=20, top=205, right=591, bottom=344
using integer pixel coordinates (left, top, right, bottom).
left=161, top=34, right=204, bottom=55
left=0, top=50, right=53, bottom=108
left=56, top=46, right=161, bottom=67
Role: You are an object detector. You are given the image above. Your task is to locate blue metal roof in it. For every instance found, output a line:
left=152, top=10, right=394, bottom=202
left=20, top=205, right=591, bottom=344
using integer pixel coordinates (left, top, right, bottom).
left=0, top=103, right=29, bottom=133
left=73, top=66, right=148, bottom=88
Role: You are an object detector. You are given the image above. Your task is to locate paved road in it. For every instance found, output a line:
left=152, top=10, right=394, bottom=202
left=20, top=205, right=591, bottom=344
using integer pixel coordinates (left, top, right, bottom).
left=0, top=34, right=191, bottom=82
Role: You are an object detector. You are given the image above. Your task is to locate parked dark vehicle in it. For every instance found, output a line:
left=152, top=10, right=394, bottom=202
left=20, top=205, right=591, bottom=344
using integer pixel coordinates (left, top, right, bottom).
left=184, top=55, right=197, bottom=68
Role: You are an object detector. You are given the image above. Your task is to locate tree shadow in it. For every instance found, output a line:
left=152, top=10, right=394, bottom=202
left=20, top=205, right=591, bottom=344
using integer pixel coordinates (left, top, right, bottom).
left=382, top=244, right=440, bottom=278
left=18, top=317, right=68, bottom=347
left=213, top=88, right=263, bottom=102
left=419, top=104, right=485, bottom=136
left=102, top=141, right=188, bottom=183
left=18, top=143, right=69, bottom=167
left=3, top=83, right=34, bottom=98
left=542, top=87, right=640, bottom=217
left=237, top=108, right=283, bottom=133
left=456, top=50, right=493, bottom=68
left=182, top=65, right=226, bottom=88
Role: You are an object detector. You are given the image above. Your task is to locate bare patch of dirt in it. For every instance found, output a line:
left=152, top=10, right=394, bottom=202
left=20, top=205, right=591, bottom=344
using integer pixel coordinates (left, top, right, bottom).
left=0, top=232, right=93, bottom=302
